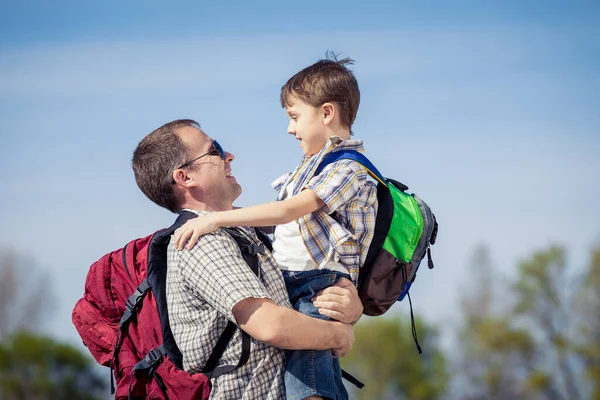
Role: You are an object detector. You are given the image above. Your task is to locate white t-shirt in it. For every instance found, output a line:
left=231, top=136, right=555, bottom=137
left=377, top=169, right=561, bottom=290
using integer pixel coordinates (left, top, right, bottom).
left=271, top=182, right=347, bottom=274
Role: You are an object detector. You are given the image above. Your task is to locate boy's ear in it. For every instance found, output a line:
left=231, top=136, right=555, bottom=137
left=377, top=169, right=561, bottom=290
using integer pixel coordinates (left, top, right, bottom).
left=322, top=102, right=335, bottom=126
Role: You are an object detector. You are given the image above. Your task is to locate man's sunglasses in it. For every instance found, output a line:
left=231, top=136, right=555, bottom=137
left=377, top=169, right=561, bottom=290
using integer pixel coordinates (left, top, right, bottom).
left=177, top=140, right=225, bottom=169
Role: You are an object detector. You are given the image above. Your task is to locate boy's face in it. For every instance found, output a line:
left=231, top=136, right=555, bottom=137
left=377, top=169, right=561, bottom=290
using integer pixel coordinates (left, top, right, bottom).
left=285, top=98, right=328, bottom=156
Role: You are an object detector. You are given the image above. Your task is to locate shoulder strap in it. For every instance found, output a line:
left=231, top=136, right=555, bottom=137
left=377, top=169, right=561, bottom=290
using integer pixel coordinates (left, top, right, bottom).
left=117, top=214, right=269, bottom=385
left=202, top=227, right=266, bottom=379
left=145, top=210, right=199, bottom=370
left=254, top=228, right=273, bottom=252
left=314, top=150, right=387, bottom=186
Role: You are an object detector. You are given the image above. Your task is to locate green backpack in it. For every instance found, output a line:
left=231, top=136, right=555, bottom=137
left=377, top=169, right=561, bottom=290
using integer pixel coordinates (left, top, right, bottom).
left=316, top=150, right=438, bottom=350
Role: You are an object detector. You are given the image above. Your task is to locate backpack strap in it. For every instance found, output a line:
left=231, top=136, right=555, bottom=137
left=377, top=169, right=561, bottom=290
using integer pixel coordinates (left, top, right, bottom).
left=129, top=345, right=169, bottom=400
left=315, top=149, right=388, bottom=186
left=112, top=211, right=199, bottom=385
left=119, top=216, right=271, bottom=395
left=201, top=228, right=269, bottom=379
left=119, top=279, right=151, bottom=328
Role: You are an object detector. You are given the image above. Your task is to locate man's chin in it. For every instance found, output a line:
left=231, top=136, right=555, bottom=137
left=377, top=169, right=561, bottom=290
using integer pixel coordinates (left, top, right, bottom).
left=231, top=183, right=243, bottom=201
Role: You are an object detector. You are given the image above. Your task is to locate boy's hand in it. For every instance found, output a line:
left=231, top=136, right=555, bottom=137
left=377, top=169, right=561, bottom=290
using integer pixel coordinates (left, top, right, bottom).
left=313, top=278, right=363, bottom=324
left=332, top=322, right=355, bottom=358
left=173, top=215, right=220, bottom=250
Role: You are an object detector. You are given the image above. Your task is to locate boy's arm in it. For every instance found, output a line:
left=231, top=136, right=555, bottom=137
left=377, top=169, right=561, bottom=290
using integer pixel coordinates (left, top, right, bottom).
left=233, top=205, right=274, bottom=234
left=230, top=190, right=326, bottom=226
left=232, top=297, right=354, bottom=358
left=175, top=190, right=324, bottom=250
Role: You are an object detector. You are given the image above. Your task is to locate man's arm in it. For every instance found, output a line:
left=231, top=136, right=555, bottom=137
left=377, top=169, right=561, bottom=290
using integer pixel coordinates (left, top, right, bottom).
left=178, top=230, right=354, bottom=357
left=232, top=298, right=354, bottom=358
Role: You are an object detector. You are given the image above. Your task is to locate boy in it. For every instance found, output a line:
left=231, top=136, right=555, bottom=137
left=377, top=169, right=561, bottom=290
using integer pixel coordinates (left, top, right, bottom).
left=174, top=55, right=378, bottom=400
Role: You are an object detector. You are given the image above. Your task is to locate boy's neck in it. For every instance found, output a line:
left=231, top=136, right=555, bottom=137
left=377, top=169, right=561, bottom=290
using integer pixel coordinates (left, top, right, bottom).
left=326, top=126, right=351, bottom=141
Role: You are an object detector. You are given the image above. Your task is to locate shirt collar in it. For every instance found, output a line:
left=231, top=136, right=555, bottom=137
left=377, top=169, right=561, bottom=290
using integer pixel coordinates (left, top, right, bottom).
left=299, top=136, right=365, bottom=164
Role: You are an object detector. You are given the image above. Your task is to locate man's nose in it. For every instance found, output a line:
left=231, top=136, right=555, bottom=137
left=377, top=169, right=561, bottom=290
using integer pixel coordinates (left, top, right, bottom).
left=225, top=151, right=235, bottom=163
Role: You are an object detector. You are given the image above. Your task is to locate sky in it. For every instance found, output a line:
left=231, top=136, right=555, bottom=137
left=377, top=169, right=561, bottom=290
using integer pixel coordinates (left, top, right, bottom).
left=1, top=0, right=599, bottom=355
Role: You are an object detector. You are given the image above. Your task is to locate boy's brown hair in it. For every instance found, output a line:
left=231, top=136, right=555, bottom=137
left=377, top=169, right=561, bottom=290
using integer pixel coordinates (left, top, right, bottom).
left=280, top=52, right=360, bottom=132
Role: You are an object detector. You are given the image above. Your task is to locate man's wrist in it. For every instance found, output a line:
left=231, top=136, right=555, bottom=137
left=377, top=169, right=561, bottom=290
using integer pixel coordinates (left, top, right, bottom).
left=332, top=321, right=349, bottom=348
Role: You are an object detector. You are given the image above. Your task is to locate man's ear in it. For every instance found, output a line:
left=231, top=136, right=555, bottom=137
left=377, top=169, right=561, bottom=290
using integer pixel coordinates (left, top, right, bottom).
left=322, top=102, right=335, bottom=126
left=172, top=169, right=194, bottom=187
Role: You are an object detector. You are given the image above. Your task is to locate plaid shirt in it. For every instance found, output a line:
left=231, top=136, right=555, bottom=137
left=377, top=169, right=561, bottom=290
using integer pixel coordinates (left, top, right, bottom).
left=166, top=210, right=291, bottom=400
left=271, top=136, right=378, bottom=285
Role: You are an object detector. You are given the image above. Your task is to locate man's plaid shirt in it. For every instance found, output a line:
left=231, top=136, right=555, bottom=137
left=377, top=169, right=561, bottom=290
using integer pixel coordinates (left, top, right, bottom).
left=166, top=210, right=292, bottom=400
left=271, top=136, right=378, bottom=285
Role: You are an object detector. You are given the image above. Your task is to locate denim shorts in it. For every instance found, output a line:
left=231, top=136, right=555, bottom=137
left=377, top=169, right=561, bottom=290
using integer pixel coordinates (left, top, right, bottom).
left=282, top=269, right=350, bottom=400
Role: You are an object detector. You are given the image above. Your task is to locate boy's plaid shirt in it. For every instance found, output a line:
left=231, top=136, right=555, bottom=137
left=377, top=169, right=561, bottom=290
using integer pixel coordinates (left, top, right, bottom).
left=271, top=136, right=378, bottom=285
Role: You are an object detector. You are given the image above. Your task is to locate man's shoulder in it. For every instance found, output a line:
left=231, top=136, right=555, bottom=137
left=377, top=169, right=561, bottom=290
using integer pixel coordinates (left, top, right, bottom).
left=168, top=228, right=245, bottom=270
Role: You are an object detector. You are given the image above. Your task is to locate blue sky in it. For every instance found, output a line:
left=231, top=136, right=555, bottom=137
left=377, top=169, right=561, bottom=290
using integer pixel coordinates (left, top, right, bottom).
left=1, top=1, right=599, bottom=350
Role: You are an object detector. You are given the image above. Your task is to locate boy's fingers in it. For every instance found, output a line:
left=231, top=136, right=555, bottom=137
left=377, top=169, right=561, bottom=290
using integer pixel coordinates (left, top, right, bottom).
left=173, top=234, right=181, bottom=250
left=187, top=231, right=201, bottom=250
left=178, top=229, right=191, bottom=250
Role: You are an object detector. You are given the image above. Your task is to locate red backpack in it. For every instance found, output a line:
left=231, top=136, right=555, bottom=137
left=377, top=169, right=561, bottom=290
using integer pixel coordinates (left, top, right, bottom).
left=72, top=212, right=270, bottom=399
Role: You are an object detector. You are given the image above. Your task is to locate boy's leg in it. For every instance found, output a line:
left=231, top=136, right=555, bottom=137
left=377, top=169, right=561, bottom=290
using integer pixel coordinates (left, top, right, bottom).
left=282, top=270, right=350, bottom=400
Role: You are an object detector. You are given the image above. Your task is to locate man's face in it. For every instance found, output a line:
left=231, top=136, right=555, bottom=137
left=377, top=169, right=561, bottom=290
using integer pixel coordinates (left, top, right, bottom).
left=177, top=126, right=241, bottom=207
left=285, top=98, right=328, bottom=156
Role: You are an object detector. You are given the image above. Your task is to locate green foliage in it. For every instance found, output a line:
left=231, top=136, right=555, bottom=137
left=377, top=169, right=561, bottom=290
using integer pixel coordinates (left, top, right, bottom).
left=342, top=315, right=448, bottom=400
left=457, top=243, right=600, bottom=400
left=0, top=330, right=105, bottom=400
left=575, top=246, right=600, bottom=400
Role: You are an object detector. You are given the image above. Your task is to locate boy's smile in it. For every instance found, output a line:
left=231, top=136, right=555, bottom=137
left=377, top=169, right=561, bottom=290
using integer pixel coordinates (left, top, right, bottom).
left=285, top=99, right=328, bottom=156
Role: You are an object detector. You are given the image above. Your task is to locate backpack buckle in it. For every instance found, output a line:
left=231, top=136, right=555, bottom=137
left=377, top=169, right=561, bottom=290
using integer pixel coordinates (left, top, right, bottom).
left=124, top=288, right=145, bottom=313
left=119, top=281, right=151, bottom=328
left=145, top=347, right=165, bottom=366
left=132, top=345, right=167, bottom=375
left=242, top=243, right=265, bottom=255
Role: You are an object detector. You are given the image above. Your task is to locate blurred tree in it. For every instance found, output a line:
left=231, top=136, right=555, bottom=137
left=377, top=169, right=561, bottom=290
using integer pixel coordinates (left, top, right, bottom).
left=457, top=244, right=600, bottom=400
left=456, top=245, right=546, bottom=400
left=573, top=246, right=600, bottom=400
left=342, top=315, right=448, bottom=400
left=0, top=330, right=105, bottom=400
left=0, top=249, right=105, bottom=399
left=0, top=248, right=53, bottom=339
left=513, top=246, right=583, bottom=400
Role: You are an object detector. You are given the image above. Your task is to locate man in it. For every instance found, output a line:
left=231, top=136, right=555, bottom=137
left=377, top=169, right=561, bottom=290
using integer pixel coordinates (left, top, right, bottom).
left=131, top=119, right=363, bottom=399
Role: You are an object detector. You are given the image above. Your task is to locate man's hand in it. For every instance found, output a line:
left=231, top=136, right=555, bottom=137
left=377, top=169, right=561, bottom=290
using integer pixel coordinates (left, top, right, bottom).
left=332, top=322, right=355, bottom=358
left=313, top=278, right=363, bottom=324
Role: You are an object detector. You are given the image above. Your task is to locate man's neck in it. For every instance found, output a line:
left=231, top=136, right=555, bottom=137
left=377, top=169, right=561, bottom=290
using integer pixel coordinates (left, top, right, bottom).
left=179, top=201, right=233, bottom=212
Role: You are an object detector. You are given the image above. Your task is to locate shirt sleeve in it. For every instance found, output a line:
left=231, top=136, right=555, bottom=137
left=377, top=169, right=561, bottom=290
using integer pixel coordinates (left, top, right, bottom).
left=271, top=172, right=292, bottom=195
left=305, top=160, right=367, bottom=214
left=178, top=229, right=274, bottom=324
